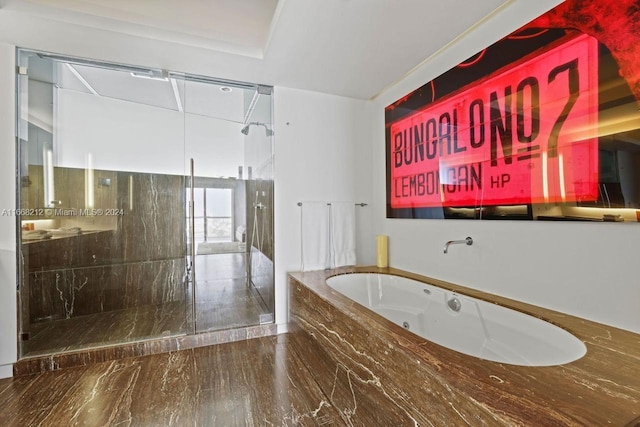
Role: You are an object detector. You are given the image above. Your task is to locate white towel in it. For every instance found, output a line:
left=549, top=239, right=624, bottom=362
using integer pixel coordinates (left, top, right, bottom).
left=301, top=202, right=331, bottom=271
left=330, top=202, right=356, bottom=268
left=22, top=230, right=52, bottom=240
left=49, top=227, right=82, bottom=236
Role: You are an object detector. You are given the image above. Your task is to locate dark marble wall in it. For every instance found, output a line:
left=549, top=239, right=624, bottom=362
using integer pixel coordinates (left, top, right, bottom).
left=23, top=168, right=186, bottom=324
left=245, top=179, right=274, bottom=312
left=115, top=171, right=186, bottom=262
left=28, top=258, right=184, bottom=321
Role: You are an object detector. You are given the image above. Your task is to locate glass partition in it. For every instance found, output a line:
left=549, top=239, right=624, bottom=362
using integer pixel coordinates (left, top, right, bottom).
left=16, top=49, right=274, bottom=357
left=183, top=78, right=274, bottom=333
left=17, top=50, right=189, bottom=357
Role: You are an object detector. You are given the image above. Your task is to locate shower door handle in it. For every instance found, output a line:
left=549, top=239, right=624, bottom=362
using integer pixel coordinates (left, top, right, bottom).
left=189, top=158, right=196, bottom=270
left=189, top=158, right=196, bottom=331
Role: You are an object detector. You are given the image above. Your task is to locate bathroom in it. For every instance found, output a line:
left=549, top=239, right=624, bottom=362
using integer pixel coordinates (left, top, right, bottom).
left=1, top=0, right=640, bottom=425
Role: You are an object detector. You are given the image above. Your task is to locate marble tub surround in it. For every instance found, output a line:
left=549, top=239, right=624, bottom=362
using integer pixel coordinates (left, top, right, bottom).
left=2, top=333, right=341, bottom=426
left=289, top=267, right=640, bottom=426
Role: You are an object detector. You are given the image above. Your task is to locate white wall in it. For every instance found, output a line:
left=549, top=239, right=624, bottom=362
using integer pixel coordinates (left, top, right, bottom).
left=0, top=42, right=17, bottom=378
left=367, top=0, right=640, bottom=333
left=273, top=87, right=372, bottom=323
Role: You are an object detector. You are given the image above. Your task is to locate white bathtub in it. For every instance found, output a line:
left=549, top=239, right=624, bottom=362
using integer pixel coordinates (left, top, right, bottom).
left=326, top=273, right=587, bottom=366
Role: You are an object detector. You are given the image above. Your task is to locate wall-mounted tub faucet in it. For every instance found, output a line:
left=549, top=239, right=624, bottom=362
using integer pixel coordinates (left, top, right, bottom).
left=443, top=237, right=473, bottom=254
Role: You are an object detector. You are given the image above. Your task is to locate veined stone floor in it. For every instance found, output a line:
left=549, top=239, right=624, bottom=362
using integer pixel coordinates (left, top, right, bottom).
left=1, top=332, right=349, bottom=426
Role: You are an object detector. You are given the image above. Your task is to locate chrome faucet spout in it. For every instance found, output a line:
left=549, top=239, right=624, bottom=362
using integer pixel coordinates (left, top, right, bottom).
left=443, top=236, right=473, bottom=254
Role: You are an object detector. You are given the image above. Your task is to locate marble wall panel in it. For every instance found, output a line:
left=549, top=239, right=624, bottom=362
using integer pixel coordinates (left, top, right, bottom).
left=116, top=171, right=185, bottom=263
left=23, top=165, right=43, bottom=212
left=249, top=250, right=274, bottom=312
left=24, top=230, right=116, bottom=272
left=245, top=179, right=273, bottom=261
left=29, top=259, right=185, bottom=322
left=24, top=168, right=187, bottom=325
left=245, top=179, right=274, bottom=313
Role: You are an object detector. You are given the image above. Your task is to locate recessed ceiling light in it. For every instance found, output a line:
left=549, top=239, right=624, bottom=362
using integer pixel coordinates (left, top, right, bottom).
left=130, top=71, right=168, bottom=81
left=220, top=86, right=232, bottom=93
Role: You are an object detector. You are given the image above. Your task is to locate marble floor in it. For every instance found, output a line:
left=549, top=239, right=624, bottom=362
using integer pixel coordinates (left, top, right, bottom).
left=23, top=253, right=271, bottom=357
left=194, top=253, right=270, bottom=332
left=0, top=332, right=347, bottom=426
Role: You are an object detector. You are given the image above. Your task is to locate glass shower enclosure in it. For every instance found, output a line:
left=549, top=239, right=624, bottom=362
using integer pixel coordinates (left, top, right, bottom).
left=16, top=49, right=274, bottom=358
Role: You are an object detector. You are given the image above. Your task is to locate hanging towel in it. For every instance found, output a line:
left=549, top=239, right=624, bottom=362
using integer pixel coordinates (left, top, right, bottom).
left=301, top=202, right=331, bottom=271
left=330, top=202, right=357, bottom=268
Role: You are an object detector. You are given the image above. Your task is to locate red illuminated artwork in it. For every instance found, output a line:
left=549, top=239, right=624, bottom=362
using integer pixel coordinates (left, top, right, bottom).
left=386, top=0, right=640, bottom=220
left=389, top=34, right=599, bottom=208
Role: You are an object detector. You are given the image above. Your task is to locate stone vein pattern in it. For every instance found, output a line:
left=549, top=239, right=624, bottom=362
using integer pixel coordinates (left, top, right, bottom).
left=23, top=170, right=186, bottom=324
left=289, top=266, right=640, bottom=426
left=20, top=253, right=273, bottom=361
left=14, top=323, right=279, bottom=376
left=1, top=334, right=344, bottom=426
left=246, top=179, right=275, bottom=312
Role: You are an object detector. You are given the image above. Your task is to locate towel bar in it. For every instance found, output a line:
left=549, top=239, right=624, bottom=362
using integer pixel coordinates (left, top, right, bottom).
left=297, top=202, right=368, bottom=207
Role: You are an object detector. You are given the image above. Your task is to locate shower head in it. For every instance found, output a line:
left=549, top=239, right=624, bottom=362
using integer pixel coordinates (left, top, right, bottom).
left=240, top=122, right=273, bottom=137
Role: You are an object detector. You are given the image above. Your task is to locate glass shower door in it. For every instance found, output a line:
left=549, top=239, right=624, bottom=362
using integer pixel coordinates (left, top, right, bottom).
left=183, top=79, right=274, bottom=333
left=16, top=49, right=275, bottom=358
left=17, top=50, right=190, bottom=357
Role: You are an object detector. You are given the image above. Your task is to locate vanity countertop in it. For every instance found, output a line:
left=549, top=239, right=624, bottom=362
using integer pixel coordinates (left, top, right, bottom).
left=21, top=229, right=112, bottom=244
left=289, top=266, right=640, bottom=426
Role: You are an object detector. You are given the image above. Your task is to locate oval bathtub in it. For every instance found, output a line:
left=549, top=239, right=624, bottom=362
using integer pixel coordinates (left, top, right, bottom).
left=326, top=273, right=587, bottom=366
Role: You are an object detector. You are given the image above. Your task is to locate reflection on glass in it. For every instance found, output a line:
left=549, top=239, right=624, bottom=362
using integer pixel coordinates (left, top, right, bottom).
left=42, top=145, right=54, bottom=208
left=84, top=153, right=94, bottom=209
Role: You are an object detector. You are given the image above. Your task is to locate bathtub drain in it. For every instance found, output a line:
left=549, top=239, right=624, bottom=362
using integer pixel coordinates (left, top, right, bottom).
left=402, top=321, right=410, bottom=329
left=447, top=296, right=462, bottom=312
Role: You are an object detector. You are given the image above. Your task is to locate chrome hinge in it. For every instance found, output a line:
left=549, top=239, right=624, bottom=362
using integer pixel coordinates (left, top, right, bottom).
left=257, top=85, right=272, bottom=95
left=259, top=313, right=274, bottom=324
left=16, top=66, right=27, bottom=75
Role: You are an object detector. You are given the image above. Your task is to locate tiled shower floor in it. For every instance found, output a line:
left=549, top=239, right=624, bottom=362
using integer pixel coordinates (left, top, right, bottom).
left=22, top=253, right=270, bottom=357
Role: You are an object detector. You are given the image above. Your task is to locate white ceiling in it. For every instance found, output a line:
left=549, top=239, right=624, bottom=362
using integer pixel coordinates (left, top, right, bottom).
left=3, top=0, right=279, bottom=58
left=0, top=0, right=558, bottom=100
